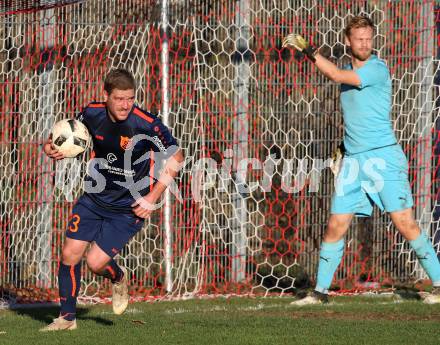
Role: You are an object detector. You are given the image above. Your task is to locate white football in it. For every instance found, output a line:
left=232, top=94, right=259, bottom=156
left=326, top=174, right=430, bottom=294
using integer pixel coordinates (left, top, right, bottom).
left=51, top=119, right=90, bottom=158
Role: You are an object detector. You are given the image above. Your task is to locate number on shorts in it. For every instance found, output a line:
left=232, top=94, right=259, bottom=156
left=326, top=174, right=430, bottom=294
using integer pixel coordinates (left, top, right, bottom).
left=68, top=214, right=81, bottom=233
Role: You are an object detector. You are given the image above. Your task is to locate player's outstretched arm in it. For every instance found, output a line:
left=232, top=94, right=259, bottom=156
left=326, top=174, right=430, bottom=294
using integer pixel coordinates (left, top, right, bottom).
left=43, top=137, right=65, bottom=160
left=131, top=148, right=184, bottom=219
left=282, top=33, right=361, bottom=87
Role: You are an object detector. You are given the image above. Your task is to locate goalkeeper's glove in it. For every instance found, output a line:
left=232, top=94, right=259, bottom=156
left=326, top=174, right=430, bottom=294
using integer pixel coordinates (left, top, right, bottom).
left=282, top=34, right=318, bottom=63
left=330, top=142, right=345, bottom=177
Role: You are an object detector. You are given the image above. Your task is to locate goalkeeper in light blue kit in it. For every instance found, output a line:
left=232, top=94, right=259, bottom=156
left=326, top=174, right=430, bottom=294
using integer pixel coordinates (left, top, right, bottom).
left=283, top=15, right=440, bottom=305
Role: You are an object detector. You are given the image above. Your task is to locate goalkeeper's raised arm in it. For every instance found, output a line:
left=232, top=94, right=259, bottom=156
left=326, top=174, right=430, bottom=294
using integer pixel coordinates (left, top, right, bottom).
left=283, top=17, right=379, bottom=87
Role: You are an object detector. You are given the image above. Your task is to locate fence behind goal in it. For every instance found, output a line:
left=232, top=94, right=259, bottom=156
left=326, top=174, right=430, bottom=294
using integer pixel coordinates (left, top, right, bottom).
left=0, top=0, right=439, bottom=303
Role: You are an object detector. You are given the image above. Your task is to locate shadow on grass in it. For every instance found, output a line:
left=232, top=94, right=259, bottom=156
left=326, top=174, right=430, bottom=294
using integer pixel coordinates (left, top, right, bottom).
left=12, top=306, right=114, bottom=326
left=292, top=287, right=423, bottom=303
left=394, top=288, right=422, bottom=301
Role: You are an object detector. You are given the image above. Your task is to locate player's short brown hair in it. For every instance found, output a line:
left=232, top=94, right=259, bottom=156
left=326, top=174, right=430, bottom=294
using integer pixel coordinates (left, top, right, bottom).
left=344, top=15, right=375, bottom=37
left=104, top=68, right=136, bottom=94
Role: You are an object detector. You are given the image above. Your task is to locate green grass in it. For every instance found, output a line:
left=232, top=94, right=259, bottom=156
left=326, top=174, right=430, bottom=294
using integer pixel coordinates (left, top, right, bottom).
left=1, top=296, right=440, bottom=345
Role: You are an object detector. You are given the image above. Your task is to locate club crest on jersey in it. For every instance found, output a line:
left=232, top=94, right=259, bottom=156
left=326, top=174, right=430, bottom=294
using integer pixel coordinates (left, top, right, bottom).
left=120, top=136, right=133, bottom=150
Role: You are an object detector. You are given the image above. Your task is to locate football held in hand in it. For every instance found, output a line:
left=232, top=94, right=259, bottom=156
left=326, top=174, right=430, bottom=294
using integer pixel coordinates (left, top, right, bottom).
left=51, top=119, right=90, bottom=158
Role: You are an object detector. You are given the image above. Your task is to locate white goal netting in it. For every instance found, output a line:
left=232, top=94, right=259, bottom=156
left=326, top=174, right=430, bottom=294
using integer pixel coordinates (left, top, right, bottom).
left=0, top=0, right=439, bottom=303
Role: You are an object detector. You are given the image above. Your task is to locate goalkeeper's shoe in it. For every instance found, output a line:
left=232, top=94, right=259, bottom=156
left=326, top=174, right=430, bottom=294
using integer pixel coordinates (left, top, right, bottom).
left=39, top=317, right=77, bottom=332
left=112, top=266, right=129, bottom=315
left=290, top=291, right=329, bottom=306
left=423, top=286, right=440, bottom=304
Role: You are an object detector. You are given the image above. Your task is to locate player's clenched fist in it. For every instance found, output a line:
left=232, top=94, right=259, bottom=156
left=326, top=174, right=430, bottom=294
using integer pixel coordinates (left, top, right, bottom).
left=282, top=33, right=318, bottom=62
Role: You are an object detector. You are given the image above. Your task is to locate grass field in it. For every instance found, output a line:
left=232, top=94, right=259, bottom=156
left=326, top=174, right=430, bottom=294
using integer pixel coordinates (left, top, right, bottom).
left=1, top=295, right=440, bottom=345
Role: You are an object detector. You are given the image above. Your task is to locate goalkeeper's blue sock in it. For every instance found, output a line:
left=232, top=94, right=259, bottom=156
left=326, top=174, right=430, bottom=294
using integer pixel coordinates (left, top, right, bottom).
left=315, top=239, right=345, bottom=294
left=99, top=259, right=124, bottom=283
left=58, top=262, right=81, bottom=321
left=409, top=232, right=440, bottom=286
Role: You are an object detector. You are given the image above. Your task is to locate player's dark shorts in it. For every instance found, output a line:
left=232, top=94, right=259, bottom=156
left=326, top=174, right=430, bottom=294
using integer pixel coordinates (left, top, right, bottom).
left=66, top=194, right=144, bottom=257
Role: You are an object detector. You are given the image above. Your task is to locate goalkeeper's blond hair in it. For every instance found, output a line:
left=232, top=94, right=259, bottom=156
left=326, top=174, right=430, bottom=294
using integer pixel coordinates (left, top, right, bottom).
left=344, top=16, right=375, bottom=37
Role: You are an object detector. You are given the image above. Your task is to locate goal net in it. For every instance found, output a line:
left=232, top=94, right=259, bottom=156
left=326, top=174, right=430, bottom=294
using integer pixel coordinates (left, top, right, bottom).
left=0, top=0, right=439, bottom=304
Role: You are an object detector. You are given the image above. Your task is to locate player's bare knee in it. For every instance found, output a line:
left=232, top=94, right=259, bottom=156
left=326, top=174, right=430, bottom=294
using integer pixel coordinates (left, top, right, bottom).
left=86, top=257, right=98, bottom=273
left=324, top=226, right=344, bottom=242
left=327, top=219, right=340, bottom=233
left=327, top=217, right=349, bottom=233
left=86, top=260, right=101, bottom=274
left=324, top=215, right=351, bottom=242
left=395, top=217, right=420, bottom=238
left=86, top=255, right=106, bottom=273
left=61, top=248, right=82, bottom=265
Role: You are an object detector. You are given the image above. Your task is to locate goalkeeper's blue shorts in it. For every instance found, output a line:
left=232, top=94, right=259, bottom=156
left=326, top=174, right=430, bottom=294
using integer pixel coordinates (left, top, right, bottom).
left=65, top=194, right=144, bottom=257
left=330, top=144, right=413, bottom=217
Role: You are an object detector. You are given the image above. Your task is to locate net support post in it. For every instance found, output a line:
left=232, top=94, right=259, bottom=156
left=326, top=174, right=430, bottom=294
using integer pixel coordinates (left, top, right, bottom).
left=414, top=1, right=435, bottom=279
left=232, top=0, right=251, bottom=283
left=161, top=0, right=173, bottom=294
left=36, top=6, right=56, bottom=288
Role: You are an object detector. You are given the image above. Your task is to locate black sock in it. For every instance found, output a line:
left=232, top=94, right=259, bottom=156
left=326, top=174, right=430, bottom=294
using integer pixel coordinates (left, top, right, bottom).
left=98, top=259, right=124, bottom=283
left=58, top=262, right=81, bottom=321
